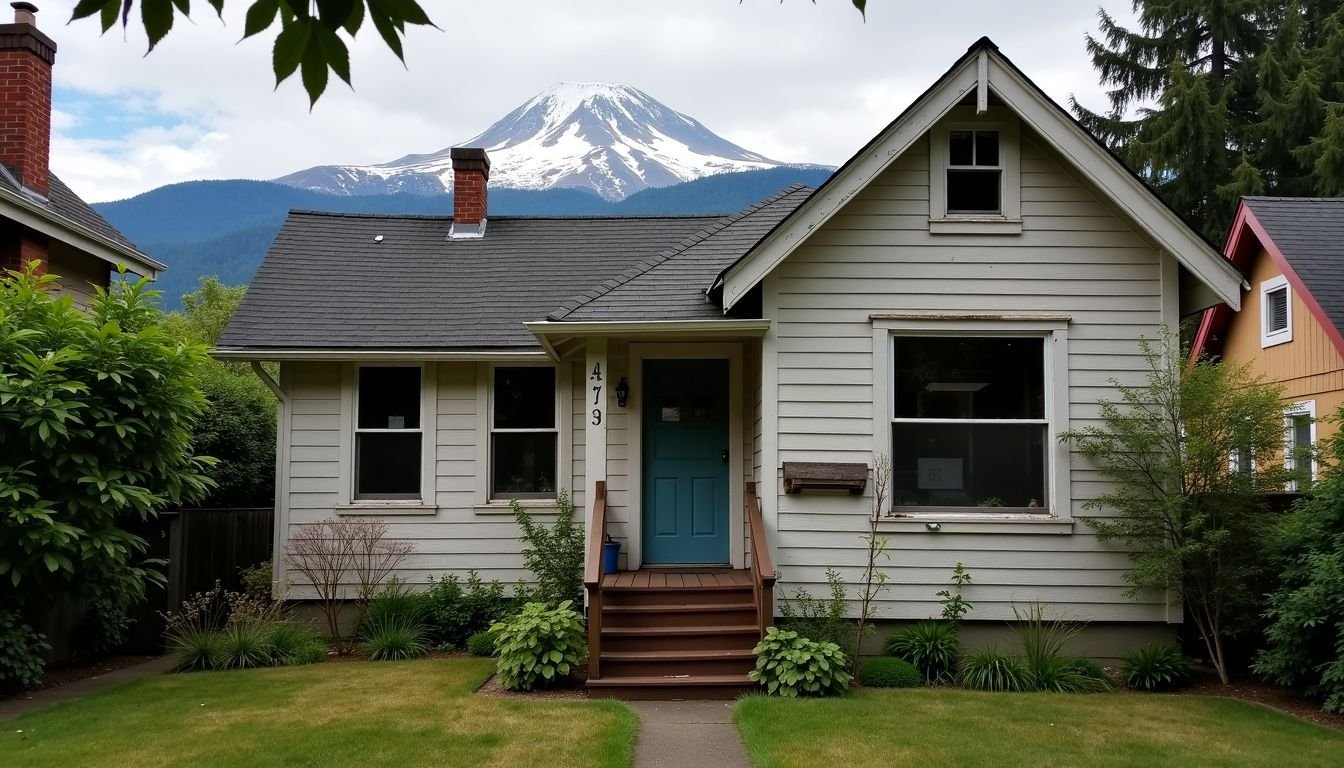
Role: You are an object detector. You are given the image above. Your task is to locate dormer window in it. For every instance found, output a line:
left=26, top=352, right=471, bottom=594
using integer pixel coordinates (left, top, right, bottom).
left=928, top=108, right=1021, bottom=234
left=1260, top=275, right=1291, bottom=348
left=947, top=130, right=1001, bottom=213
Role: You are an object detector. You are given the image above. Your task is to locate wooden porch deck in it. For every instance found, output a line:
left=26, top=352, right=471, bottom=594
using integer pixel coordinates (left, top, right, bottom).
left=600, top=569, right=753, bottom=590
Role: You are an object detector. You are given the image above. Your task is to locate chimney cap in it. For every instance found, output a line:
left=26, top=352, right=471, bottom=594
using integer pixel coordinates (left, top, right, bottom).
left=450, top=146, right=490, bottom=168
left=11, top=2, right=36, bottom=23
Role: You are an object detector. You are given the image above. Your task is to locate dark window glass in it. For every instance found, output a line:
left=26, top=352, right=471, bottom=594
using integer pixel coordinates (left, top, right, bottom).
left=974, top=131, right=999, bottom=166
left=947, top=169, right=1001, bottom=213
left=358, top=367, right=420, bottom=430
left=492, top=432, right=558, bottom=497
left=1266, top=287, right=1288, bottom=334
left=494, top=367, right=555, bottom=428
left=355, top=432, right=421, bottom=498
left=949, top=130, right=974, bottom=165
left=891, top=423, right=1046, bottom=508
left=893, top=337, right=1044, bottom=419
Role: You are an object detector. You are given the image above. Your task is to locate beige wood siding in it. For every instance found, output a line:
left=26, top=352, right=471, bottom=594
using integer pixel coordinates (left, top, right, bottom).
left=47, top=244, right=108, bottom=310
left=767, top=123, right=1169, bottom=622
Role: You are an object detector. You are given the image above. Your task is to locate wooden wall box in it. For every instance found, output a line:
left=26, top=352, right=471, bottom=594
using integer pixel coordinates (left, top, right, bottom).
left=782, top=462, right=868, bottom=495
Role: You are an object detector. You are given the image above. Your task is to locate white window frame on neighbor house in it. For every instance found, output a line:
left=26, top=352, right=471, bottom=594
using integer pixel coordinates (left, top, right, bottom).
left=474, top=362, right=571, bottom=511
left=871, top=314, right=1070, bottom=528
left=928, top=106, right=1022, bottom=234
left=1261, top=274, right=1292, bottom=348
left=1284, top=400, right=1316, bottom=492
left=336, top=362, right=437, bottom=514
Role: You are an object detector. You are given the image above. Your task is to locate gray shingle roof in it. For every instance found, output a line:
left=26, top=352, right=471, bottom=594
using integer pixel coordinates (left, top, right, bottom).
left=548, top=185, right=812, bottom=322
left=218, top=212, right=726, bottom=350
left=1244, top=197, right=1344, bottom=335
left=0, top=170, right=143, bottom=254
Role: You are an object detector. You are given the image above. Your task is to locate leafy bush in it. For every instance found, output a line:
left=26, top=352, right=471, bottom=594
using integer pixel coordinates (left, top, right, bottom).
left=490, top=601, right=585, bottom=691
left=749, top=626, right=850, bottom=698
left=265, top=622, right=327, bottom=665
left=75, top=596, right=132, bottom=661
left=362, top=616, right=429, bottom=661
left=512, top=490, right=584, bottom=607
left=885, top=621, right=960, bottom=684
left=778, top=568, right=856, bottom=659
left=959, top=646, right=1031, bottom=692
left=466, top=631, right=495, bottom=657
left=1121, top=644, right=1192, bottom=691
left=239, top=560, right=273, bottom=602
left=421, top=570, right=513, bottom=648
left=858, top=656, right=921, bottom=688
left=0, top=610, right=50, bottom=690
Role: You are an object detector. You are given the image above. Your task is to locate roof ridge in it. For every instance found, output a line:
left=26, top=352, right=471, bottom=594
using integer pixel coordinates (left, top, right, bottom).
left=1244, top=195, right=1344, bottom=203
left=286, top=209, right=730, bottom=222
left=545, top=185, right=813, bottom=321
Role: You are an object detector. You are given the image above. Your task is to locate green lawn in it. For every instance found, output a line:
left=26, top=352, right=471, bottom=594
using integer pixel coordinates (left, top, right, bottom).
left=735, top=688, right=1344, bottom=768
left=6, top=658, right=635, bottom=768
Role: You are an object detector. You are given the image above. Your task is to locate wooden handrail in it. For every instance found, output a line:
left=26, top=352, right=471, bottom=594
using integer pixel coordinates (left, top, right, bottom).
left=584, top=480, right=608, bottom=679
left=746, top=481, right=776, bottom=638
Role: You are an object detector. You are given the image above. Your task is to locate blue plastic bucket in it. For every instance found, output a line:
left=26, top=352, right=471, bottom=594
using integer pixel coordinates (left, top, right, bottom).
left=602, top=540, right=621, bottom=574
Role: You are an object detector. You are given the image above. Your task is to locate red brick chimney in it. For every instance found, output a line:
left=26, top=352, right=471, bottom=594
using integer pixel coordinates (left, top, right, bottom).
left=450, top=147, right=489, bottom=237
left=0, top=2, right=53, bottom=198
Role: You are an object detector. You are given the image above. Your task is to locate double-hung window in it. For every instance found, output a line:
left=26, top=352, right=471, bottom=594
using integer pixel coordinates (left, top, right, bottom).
left=1284, top=401, right=1316, bottom=492
left=490, top=366, right=558, bottom=499
left=890, top=336, right=1048, bottom=511
left=946, top=129, right=1002, bottom=214
left=354, top=366, right=423, bottom=499
left=1261, top=275, right=1291, bottom=348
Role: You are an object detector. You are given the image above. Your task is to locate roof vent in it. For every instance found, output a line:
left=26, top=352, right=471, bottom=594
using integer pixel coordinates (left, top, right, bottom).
left=374, top=234, right=384, bottom=243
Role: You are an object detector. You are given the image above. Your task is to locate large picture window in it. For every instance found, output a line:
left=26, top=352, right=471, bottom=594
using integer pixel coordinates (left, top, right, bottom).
left=354, top=366, right=422, bottom=499
left=491, top=366, right=558, bottom=499
left=890, top=336, right=1047, bottom=510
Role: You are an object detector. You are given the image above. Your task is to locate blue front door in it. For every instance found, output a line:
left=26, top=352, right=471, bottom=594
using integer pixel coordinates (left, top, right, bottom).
left=642, top=358, right=730, bottom=565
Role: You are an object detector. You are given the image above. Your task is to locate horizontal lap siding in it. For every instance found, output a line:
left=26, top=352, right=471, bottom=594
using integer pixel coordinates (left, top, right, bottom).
left=770, top=131, right=1167, bottom=622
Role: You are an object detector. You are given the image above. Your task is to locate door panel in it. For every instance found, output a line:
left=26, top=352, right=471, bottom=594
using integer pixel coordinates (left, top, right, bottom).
left=642, top=358, right=730, bottom=565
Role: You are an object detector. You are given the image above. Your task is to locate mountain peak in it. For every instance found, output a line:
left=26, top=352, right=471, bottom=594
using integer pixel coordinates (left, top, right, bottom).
left=274, top=83, right=789, bottom=201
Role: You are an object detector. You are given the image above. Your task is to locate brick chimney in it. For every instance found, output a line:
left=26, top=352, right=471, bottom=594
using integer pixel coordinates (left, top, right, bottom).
left=0, top=2, right=53, bottom=198
left=450, top=147, right=489, bottom=237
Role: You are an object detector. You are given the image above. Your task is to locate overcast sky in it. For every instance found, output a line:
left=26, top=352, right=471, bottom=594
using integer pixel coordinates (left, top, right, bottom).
left=39, top=0, right=1138, bottom=203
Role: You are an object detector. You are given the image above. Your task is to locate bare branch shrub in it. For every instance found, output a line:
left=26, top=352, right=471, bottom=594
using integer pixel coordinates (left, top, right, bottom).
left=854, top=454, right=892, bottom=674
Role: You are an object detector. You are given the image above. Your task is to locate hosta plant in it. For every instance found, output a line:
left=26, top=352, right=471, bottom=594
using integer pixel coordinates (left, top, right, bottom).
left=749, top=627, right=850, bottom=698
left=489, top=601, right=585, bottom=691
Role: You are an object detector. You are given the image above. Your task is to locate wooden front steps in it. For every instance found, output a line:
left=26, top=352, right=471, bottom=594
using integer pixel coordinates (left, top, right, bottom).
left=586, top=569, right=759, bottom=700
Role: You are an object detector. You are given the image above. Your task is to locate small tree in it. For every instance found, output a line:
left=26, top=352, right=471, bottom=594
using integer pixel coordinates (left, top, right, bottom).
left=1061, top=329, right=1291, bottom=684
left=853, top=454, right=891, bottom=674
left=512, top=490, right=584, bottom=607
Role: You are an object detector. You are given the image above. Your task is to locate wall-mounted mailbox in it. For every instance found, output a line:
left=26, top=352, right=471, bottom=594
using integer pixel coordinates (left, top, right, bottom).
left=782, top=462, right=868, bottom=495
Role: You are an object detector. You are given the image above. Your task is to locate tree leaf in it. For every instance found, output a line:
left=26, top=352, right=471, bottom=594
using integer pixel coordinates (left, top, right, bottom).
left=141, top=0, right=175, bottom=52
left=70, top=0, right=113, bottom=21
left=243, top=0, right=280, bottom=39
left=272, top=16, right=311, bottom=87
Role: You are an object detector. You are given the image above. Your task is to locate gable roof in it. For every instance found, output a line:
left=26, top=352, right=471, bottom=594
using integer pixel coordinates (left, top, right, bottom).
left=217, top=211, right=725, bottom=352
left=711, top=36, right=1243, bottom=314
left=1193, top=197, right=1344, bottom=360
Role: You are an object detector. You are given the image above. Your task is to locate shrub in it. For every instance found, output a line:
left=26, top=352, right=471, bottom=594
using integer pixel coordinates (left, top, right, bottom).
left=75, top=595, right=132, bottom=661
left=362, top=577, right=426, bottom=637
left=1011, top=603, right=1108, bottom=692
left=959, top=646, right=1031, bottom=692
left=513, top=490, right=584, bottom=607
left=362, top=616, right=429, bottom=661
left=265, top=621, right=327, bottom=665
left=778, top=568, right=856, bottom=659
left=466, top=631, right=495, bottom=657
left=422, top=570, right=513, bottom=648
left=239, top=560, right=274, bottom=602
left=167, top=626, right=223, bottom=672
left=750, top=626, right=850, bottom=698
left=1123, top=644, right=1192, bottom=691
left=212, top=621, right=274, bottom=669
left=885, top=621, right=959, bottom=684
left=858, top=656, right=921, bottom=688
left=1067, top=657, right=1114, bottom=691
left=490, top=601, right=585, bottom=691
left=0, top=610, right=50, bottom=690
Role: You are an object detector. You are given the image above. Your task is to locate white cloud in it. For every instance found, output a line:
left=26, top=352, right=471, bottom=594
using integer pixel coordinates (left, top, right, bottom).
left=34, top=0, right=1138, bottom=202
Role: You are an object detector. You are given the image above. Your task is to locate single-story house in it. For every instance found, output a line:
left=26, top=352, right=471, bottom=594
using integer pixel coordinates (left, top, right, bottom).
left=0, top=5, right=162, bottom=301
left=218, top=37, right=1243, bottom=698
left=1193, top=197, right=1344, bottom=490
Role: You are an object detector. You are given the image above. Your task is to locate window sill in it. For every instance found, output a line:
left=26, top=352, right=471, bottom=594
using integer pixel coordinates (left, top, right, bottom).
left=473, top=499, right=561, bottom=516
left=875, top=512, right=1073, bottom=535
left=336, top=502, right=438, bottom=516
left=929, top=217, right=1023, bottom=235
left=1260, top=333, right=1291, bottom=349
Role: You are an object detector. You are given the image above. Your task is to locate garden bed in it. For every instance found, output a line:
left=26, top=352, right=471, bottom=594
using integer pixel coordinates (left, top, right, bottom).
left=1177, top=667, right=1344, bottom=732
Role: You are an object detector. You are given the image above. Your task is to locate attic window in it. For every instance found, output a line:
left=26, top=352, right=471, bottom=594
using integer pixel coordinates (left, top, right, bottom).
left=928, top=108, right=1021, bottom=233
left=946, top=130, right=1001, bottom=213
left=1261, top=275, right=1291, bottom=348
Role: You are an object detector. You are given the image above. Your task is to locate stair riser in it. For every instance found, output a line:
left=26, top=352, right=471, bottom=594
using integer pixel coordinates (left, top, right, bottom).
left=601, top=588, right=754, bottom=607
left=587, top=683, right=755, bottom=700
left=600, top=658, right=755, bottom=677
left=601, top=632, right=760, bottom=653
left=601, top=609, right=758, bottom=629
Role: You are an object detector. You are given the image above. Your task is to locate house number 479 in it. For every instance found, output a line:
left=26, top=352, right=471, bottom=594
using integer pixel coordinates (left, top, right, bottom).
left=590, top=362, right=603, bottom=425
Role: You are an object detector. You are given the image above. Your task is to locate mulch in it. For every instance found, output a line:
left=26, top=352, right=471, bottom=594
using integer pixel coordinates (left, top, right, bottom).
left=1172, top=667, right=1344, bottom=732
left=473, top=662, right=590, bottom=700
left=0, top=654, right=160, bottom=702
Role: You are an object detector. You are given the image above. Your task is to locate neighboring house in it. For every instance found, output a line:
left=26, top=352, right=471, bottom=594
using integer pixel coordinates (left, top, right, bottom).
left=0, top=4, right=162, bottom=303
left=218, top=37, right=1242, bottom=698
left=1193, top=197, right=1344, bottom=490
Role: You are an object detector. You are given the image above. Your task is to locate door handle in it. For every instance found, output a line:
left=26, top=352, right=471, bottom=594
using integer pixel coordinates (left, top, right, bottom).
left=721, top=449, right=729, bottom=464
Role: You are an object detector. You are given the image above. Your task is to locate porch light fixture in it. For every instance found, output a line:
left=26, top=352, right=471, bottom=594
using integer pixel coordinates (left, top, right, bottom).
left=615, top=377, right=629, bottom=408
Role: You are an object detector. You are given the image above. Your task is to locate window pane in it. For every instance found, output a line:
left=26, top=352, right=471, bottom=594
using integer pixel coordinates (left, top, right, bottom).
left=893, top=337, right=1044, bottom=419
left=492, top=432, right=558, bottom=497
left=355, top=432, right=421, bottom=498
left=974, top=131, right=999, bottom=166
left=949, top=130, right=974, bottom=166
left=358, top=367, right=420, bottom=430
left=494, top=367, right=555, bottom=429
left=892, top=423, right=1046, bottom=508
left=947, top=169, right=1001, bottom=213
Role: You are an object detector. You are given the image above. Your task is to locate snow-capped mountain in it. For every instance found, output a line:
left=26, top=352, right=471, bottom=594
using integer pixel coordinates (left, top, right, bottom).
left=274, top=83, right=799, bottom=201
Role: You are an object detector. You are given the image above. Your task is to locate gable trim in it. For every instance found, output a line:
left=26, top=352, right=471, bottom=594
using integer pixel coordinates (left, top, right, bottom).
left=0, top=185, right=162, bottom=277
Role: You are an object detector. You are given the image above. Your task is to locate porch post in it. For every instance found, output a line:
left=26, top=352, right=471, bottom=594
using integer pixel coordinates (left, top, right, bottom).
left=584, top=338, right=608, bottom=546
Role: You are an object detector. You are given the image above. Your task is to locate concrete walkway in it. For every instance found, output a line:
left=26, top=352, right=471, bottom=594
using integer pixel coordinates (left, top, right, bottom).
left=0, top=656, right=174, bottom=721
left=627, top=700, right=751, bottom=768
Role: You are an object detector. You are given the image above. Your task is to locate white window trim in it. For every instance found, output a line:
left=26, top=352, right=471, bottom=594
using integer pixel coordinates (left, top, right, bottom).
left=871, top=315, right=1070, bottom=527
left=1284, top=400, right=1316, bottom=492
left=1260, top=274, right=1292, bottom=348
left=929, top=106, right=1022, bottom=234
left=337, top=362, right=437, bottom=511
left=474, top=361, right=571, bottom=508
